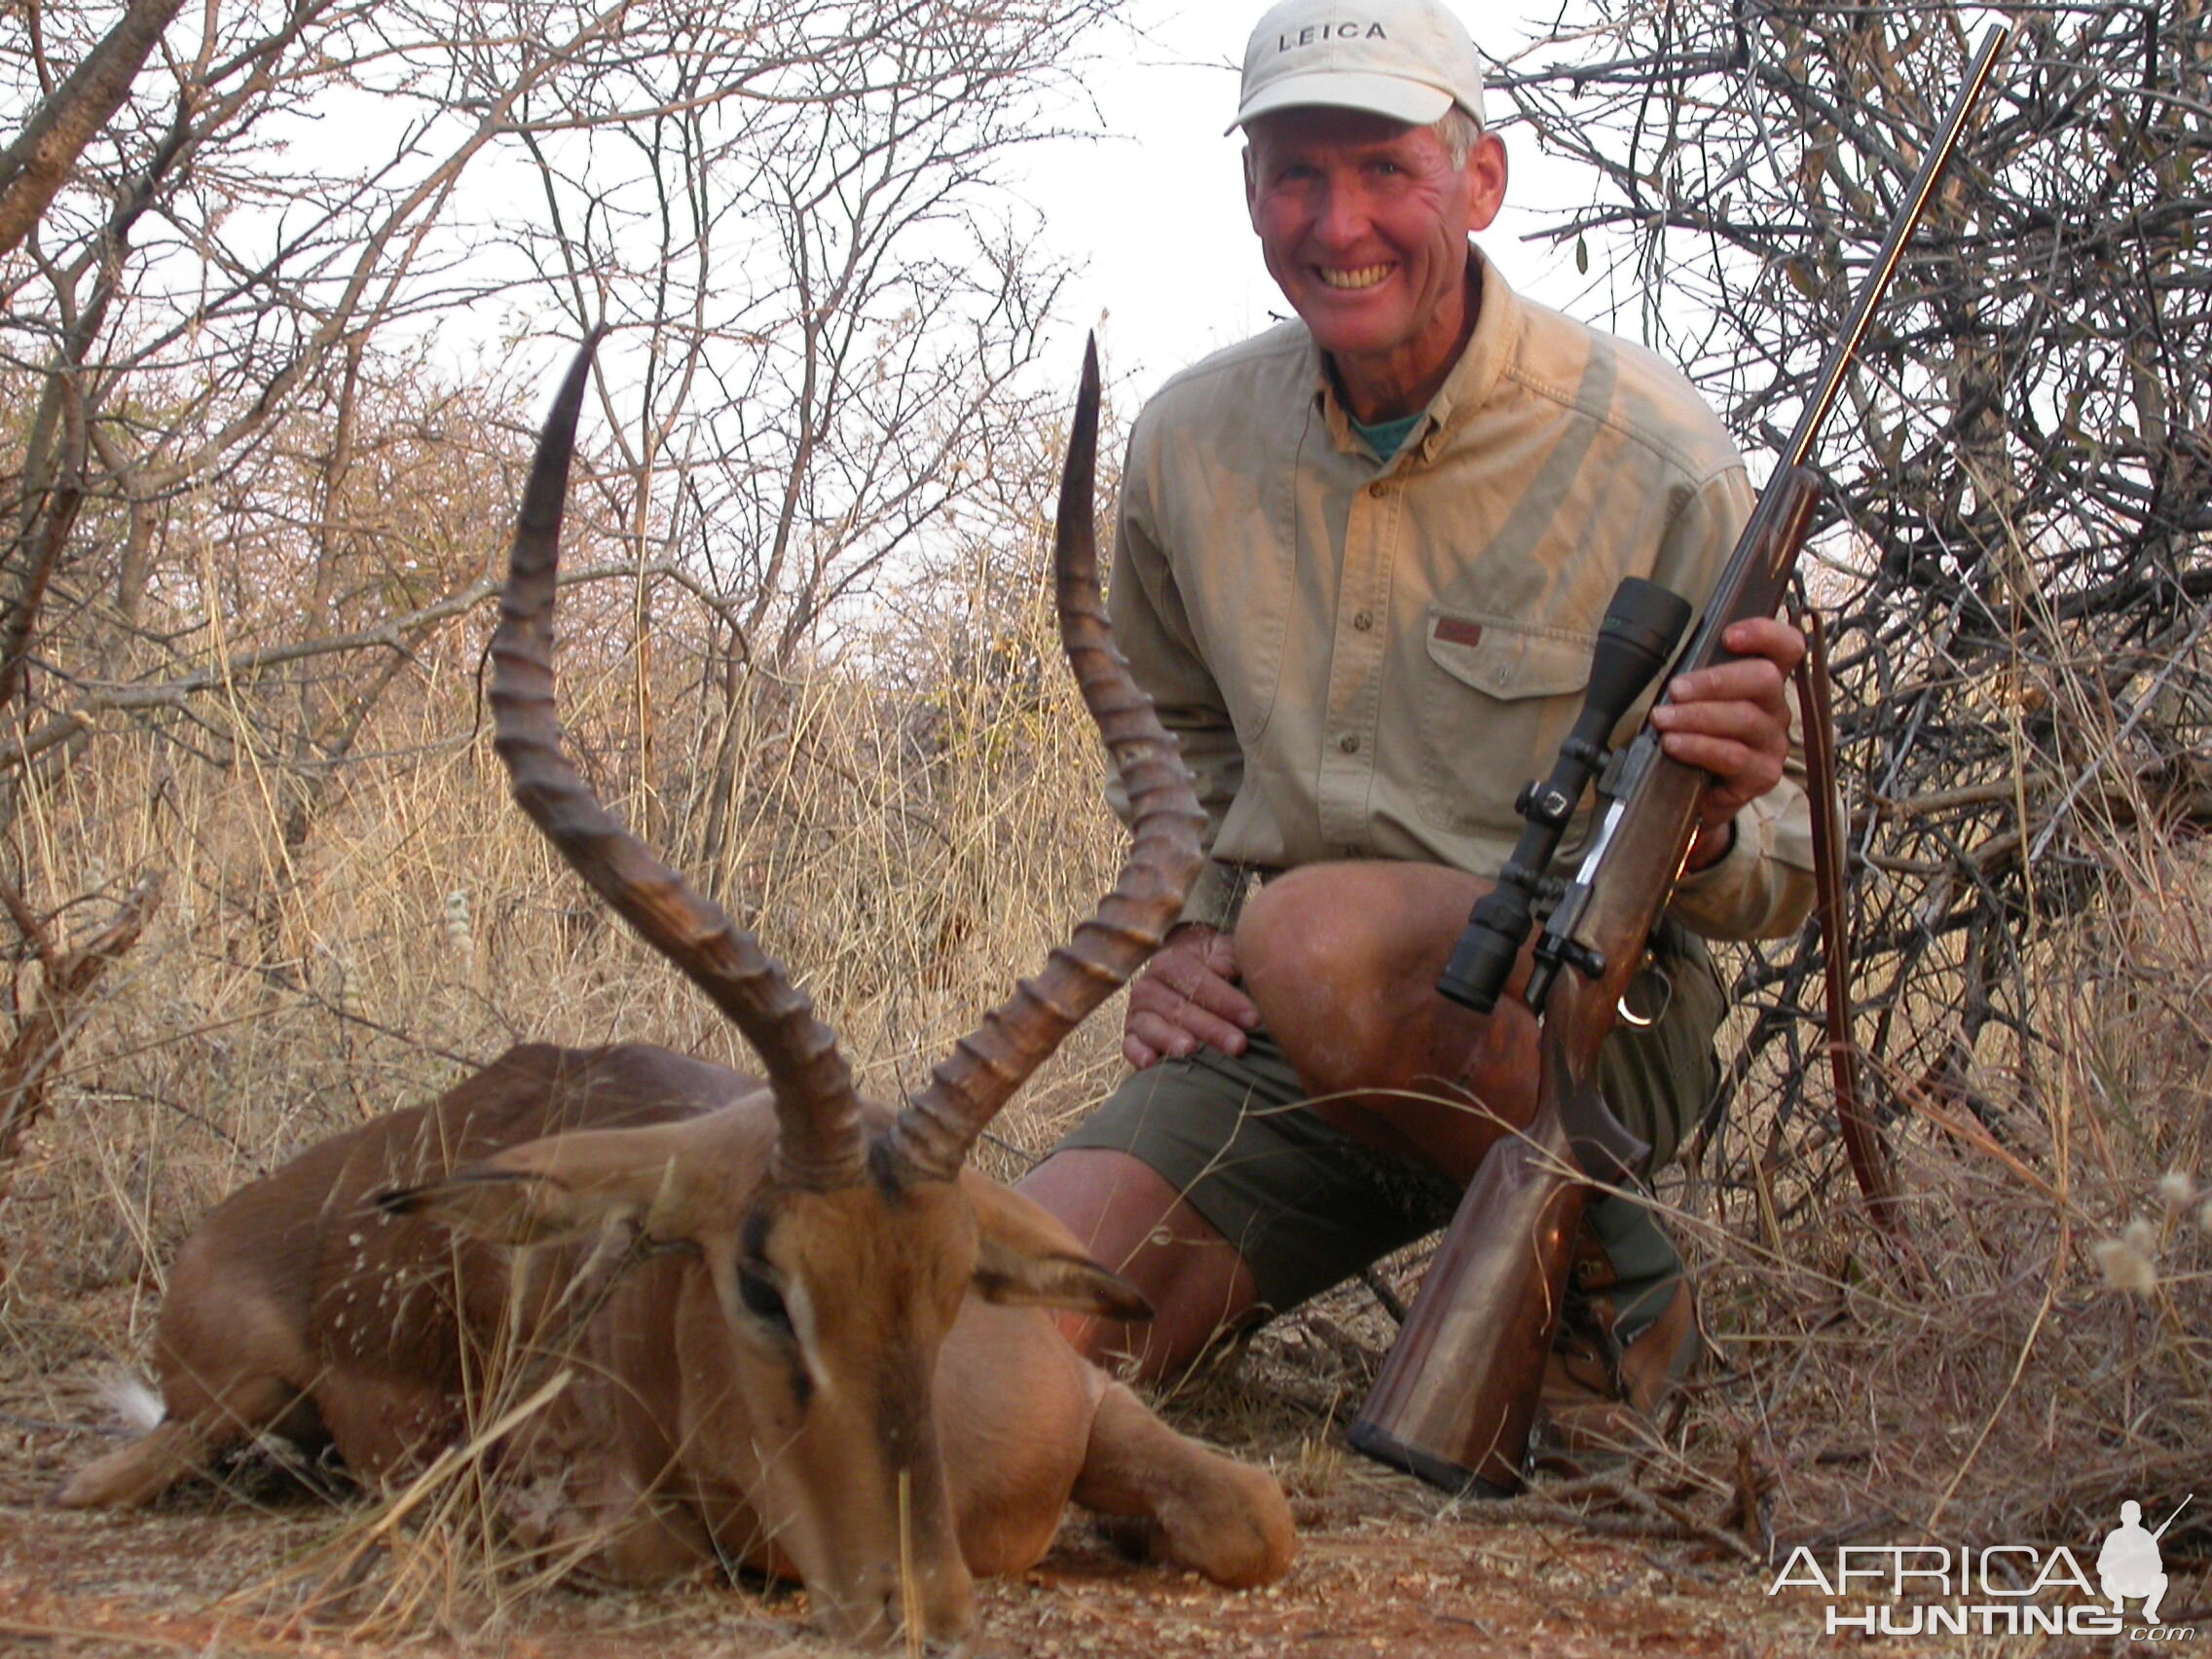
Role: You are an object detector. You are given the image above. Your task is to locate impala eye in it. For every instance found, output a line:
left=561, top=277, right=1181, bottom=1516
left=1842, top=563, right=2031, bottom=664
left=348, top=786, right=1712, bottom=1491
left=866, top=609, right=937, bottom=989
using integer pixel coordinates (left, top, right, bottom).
left=736, top=1263, right=793, bottom=1335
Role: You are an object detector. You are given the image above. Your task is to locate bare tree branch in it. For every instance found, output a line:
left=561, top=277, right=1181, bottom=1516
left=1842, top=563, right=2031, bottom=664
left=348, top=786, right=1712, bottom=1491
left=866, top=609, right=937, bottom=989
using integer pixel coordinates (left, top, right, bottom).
left=0, top=0, right=180, bottom=258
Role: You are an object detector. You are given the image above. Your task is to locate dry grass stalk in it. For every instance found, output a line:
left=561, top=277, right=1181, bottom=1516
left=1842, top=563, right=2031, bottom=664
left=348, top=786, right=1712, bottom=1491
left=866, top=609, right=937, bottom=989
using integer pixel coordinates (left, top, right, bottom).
left=0, top=874, right=163, bottom=1211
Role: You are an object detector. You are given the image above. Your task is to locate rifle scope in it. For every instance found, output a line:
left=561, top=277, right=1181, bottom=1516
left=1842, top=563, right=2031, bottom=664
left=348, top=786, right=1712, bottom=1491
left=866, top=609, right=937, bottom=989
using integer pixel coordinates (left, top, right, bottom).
left=1436, top=576, right=1692, bottom=1014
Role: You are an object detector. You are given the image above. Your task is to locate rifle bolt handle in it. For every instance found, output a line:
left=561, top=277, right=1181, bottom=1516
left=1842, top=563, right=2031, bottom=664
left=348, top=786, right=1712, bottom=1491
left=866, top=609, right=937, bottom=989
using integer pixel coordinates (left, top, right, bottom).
left=1563, top=941, right=1605, bottom=980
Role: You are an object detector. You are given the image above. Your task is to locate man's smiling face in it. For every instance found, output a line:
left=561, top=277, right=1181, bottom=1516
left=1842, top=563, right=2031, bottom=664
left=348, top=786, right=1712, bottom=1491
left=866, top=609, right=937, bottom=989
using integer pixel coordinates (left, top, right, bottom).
left=1243, top=105, right=1504, bottom=413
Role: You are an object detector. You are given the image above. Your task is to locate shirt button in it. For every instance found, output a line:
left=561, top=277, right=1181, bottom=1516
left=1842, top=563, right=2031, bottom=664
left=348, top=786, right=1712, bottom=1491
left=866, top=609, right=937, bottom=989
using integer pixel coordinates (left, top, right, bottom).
left=1352, top=610, right=1374, bottom=631
left=1338, top=733, right=1360, bottom=754
left=1367, top=482, right=1388, bottom=498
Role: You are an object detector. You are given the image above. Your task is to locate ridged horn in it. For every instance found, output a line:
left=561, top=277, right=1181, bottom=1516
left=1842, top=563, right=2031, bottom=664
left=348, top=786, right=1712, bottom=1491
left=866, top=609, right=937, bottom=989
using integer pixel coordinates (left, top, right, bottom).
left=887, top=338, right=1205, bottom=1183
left=489, top=333, right=866, bottom=1193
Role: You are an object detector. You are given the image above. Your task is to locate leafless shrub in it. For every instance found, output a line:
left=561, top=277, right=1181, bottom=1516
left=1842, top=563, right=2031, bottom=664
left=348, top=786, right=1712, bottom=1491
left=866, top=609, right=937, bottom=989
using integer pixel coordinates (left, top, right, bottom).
left=0, top=0, right=1120, bottom=1262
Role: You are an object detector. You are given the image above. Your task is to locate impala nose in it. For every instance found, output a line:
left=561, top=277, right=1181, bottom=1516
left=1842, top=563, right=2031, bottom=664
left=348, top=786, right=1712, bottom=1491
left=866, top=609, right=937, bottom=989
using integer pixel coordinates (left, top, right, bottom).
left=817, top=1558, right=976, bottom=1649
left=886, top=1600, right=972, bottom=1659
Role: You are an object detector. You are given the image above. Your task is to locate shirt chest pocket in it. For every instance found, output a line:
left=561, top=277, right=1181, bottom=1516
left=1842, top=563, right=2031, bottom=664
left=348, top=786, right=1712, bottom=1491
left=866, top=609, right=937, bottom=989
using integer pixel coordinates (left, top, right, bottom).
left=1412, top=607, right=1600, bottom=842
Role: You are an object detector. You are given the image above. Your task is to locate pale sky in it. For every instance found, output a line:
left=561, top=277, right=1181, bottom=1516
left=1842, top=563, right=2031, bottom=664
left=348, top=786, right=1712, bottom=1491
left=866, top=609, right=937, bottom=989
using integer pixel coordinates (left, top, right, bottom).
left=1032, top=1, right=1595, bottom=406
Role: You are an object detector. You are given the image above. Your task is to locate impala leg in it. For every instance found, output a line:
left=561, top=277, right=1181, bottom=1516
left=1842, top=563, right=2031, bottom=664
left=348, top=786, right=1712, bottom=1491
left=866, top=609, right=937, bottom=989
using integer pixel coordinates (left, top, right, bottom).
left=53, top=1363, right=313, bottom=1509
left=307, top=1367, right=465, bottom=1487
left=1071, top=1380, right=1294, bottom=1587
left=55, top=1419, right=214, bottom=1509
left=507, top=1467, right=719, bottom=1587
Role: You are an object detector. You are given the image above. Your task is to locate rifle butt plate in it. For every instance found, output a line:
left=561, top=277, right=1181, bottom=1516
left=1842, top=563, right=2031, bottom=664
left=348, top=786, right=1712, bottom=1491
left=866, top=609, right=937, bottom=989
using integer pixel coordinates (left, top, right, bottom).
left=1346, top=1417, right=1522, bottom=1499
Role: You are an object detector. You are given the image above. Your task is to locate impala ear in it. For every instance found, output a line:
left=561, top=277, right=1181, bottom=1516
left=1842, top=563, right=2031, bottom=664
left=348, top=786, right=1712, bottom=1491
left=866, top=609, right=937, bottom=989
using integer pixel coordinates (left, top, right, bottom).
left=962, top=1176, right=1155, bottom=1321
left=377, top=1104, right=774, bottom=1245
left=376, top=1166, right=602, bottom=1245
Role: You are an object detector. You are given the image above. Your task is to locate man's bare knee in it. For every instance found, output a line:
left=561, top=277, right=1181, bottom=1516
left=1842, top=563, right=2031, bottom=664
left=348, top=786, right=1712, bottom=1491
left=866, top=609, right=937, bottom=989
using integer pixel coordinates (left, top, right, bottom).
left=1239, top=863, right=1487, bottom=1022
left=1017, top=1149, right=1258, bottom=1381
left=1237, top=863, right=1539, bottom=1181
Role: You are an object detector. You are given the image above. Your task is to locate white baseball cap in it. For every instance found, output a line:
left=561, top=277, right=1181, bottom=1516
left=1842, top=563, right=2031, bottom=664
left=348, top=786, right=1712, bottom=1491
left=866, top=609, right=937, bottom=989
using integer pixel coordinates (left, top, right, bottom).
left=1233, top=0, right=1487, bottom=133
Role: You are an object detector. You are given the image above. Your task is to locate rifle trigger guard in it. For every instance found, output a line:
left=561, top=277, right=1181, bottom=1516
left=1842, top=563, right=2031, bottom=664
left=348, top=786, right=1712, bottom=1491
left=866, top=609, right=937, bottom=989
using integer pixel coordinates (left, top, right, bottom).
left=1616, top=958, right=1673, bottom=1030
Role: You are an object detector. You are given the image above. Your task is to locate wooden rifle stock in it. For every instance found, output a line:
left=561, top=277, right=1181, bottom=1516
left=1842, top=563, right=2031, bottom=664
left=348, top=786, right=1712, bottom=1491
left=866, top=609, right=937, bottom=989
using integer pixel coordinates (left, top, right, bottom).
left=1349, top=1106, right=1583, bottom=1494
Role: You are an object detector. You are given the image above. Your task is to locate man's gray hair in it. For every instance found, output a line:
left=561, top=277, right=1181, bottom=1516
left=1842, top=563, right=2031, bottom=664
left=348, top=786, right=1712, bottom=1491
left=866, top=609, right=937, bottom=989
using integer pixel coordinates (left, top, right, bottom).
left=1432, top=105, right=1483, bottom=169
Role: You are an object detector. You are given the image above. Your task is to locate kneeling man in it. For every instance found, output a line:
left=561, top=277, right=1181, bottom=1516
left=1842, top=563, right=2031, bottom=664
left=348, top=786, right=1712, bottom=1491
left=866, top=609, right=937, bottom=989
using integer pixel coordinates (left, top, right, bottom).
left=1023, top=0, right=1814, bottom=1447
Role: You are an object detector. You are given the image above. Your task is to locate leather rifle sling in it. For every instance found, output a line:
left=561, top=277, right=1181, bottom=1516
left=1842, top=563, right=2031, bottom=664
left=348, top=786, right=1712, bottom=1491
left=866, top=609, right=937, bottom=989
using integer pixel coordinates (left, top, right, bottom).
left=1792, top=606, right=1917, bottom=1264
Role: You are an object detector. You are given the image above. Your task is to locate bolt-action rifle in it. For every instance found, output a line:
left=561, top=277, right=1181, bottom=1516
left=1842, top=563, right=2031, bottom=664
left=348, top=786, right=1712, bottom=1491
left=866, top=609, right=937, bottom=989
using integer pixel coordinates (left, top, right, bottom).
left=1348, top=29, right=2009, bottom=1497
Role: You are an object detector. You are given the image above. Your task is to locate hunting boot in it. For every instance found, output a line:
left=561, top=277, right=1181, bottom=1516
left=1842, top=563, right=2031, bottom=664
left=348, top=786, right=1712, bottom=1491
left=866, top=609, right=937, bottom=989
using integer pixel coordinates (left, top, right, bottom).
left=1535, top=1193, right=1703, bottom=1462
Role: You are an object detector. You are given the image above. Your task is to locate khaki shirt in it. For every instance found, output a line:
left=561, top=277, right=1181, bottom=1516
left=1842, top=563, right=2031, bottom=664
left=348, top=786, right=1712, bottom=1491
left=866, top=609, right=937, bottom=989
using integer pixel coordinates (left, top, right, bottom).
left=1109, top=255, right=1816, bottom=941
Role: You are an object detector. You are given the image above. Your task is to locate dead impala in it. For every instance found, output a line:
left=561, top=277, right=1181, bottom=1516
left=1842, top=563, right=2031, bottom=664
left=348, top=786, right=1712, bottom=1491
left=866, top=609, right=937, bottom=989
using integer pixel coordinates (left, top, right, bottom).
left=57, top=339, right=1296, bottom=1645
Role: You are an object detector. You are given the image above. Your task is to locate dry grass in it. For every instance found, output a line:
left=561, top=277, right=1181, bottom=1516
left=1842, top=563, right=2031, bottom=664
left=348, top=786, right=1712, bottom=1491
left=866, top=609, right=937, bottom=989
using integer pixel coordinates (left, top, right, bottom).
left=1662, top=655, right=2212, bottom=1569
left=1, top=486, right=2206, bottom=1644
left=0, top=530, right=1121, bottom=1281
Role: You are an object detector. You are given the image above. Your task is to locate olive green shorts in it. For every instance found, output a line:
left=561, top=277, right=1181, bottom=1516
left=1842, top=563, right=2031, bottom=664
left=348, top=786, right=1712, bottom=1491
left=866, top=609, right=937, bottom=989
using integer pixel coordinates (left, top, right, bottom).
left=1053, top=922, right=1725, bottom=1317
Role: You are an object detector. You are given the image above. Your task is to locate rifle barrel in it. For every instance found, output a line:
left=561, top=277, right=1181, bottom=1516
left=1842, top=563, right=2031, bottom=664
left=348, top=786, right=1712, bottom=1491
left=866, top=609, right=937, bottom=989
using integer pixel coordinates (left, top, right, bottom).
left=1667, top=24, right=2009, bottom=685
left=1780, top=26, right=2010, bottom=475
left=2153, top=1494, right=2193, bottom=1539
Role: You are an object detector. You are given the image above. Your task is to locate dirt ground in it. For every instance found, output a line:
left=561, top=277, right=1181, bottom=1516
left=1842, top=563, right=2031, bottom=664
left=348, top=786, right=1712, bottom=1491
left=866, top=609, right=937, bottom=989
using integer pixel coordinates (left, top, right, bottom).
left=0, top=1487, right=1806, bottom=1659
left=0, top=1290, right=2198, bottom=1659
left=0, top=1464, right=1823, bottom=1659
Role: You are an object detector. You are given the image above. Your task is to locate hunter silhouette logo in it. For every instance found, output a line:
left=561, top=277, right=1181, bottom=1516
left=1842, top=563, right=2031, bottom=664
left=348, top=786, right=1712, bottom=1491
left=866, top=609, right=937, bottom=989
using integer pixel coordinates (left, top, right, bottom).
left=2098, top=1497, right=2191, bottom=1626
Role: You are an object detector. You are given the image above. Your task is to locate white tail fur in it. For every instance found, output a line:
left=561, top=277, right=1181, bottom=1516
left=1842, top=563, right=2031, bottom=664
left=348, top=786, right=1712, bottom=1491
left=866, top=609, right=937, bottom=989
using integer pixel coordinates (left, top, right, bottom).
left=98, top=1371, right=166, bottom=1434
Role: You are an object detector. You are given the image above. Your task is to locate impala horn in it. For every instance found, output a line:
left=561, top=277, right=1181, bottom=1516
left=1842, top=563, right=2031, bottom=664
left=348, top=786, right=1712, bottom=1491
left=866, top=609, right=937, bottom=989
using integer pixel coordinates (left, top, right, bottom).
left=886, top=339, right=1205, bottom=1184
left=489, top=332, right=866, bottom=1193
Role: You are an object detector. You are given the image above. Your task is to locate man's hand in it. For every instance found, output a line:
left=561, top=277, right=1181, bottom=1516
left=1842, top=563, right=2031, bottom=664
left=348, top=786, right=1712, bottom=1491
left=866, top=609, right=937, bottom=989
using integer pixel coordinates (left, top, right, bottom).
left=1648, top=615, right=1805, bottom=868
left=1124, top=922, right=1261, bottom=1069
